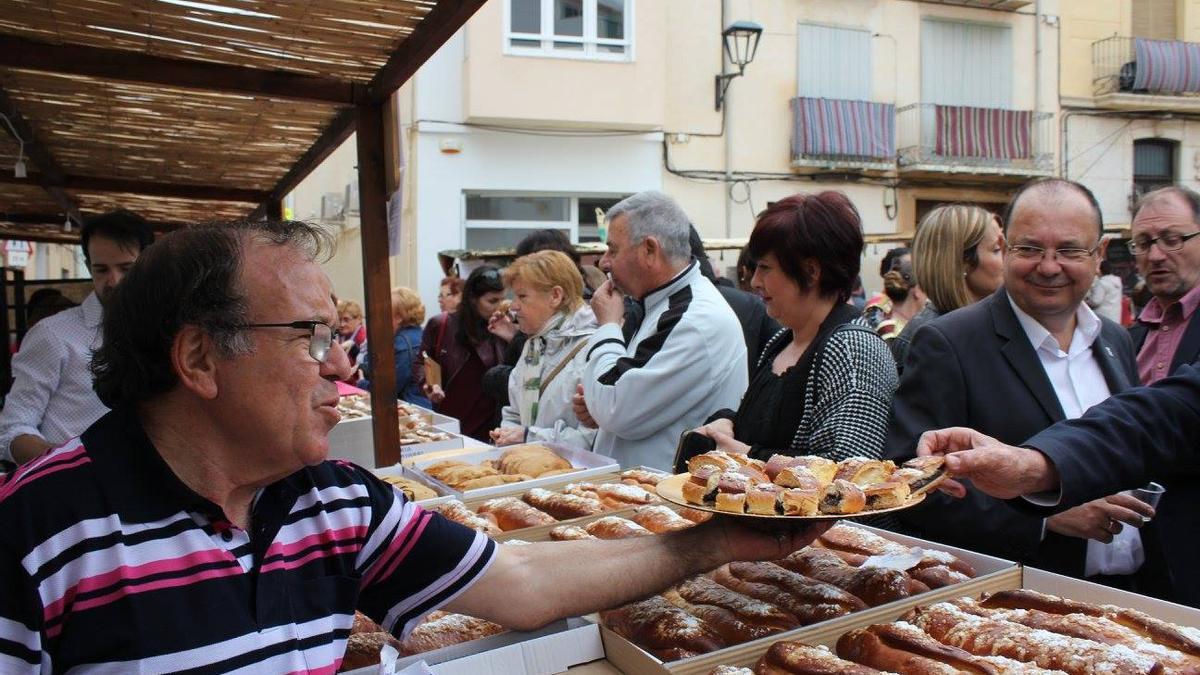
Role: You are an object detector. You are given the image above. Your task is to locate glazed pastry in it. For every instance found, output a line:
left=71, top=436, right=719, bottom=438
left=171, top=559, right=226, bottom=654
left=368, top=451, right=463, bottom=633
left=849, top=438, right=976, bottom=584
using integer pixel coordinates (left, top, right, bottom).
left=522, top=487, right=605, bottom=519
left=548, top=525, right=596, bottom=541
left=457, top=473, right=533, bottom=491
left=341, top=631, right=403, bottom=670
left=585, top=516, right=653, bottom=539
left=474, top=497, right=557, bottom=531
left=756, top=641, right=886, bottom=675
left=780, top=487, right=820, bottom=516
left=819, top=479, right=867, bottom=515
left=746, top=484, right=783, bottom=515
left=837, top=622, right=1066, bottom=674
left=631, top=505, right=695, bottom=533
left=378, top=475, right=439, bottom=501
left=399, top=611, right=505, bottom=655
left=600, top=595, right=726, bottom=661
left=621, top=468, right=665, bottom=487
left=711, top=562, right=866, bottom=624
left=862, top=481, right=911, bottom=511
left=662, top=575, right=800, bottom=645
left=775, top=549, right=928, bottom=607
left=434, top=500, right=502, bottom=536
left=834, top=458, right=896, bottom=487
left=715, top=492, right=747, bottom=514
left=895, top=456, right=951, bottom=496
left=905, top=602, right=1161, bottom=675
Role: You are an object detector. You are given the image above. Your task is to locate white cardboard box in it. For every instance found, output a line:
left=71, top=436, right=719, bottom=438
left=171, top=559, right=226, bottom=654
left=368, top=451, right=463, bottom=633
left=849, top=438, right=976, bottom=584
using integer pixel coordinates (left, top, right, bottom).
left=328, top=416, right=471, bottom=468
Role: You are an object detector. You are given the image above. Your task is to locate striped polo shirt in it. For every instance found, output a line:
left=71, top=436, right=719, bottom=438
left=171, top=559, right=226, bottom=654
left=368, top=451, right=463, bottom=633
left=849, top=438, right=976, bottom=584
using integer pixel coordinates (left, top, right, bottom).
left=0, top=408, right=496, bottom=674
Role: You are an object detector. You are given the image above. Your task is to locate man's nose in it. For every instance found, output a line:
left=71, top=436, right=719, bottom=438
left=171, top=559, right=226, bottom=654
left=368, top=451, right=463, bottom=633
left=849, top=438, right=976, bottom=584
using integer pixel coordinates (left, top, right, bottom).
left=321, top=338, right=353, bottom=380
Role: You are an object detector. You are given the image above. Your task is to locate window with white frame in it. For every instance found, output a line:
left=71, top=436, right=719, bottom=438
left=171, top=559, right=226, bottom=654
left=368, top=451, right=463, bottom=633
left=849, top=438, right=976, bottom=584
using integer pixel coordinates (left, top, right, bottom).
left=463, top=193, right=625, bottom=250
left=506, top=0, right=632, bottom=60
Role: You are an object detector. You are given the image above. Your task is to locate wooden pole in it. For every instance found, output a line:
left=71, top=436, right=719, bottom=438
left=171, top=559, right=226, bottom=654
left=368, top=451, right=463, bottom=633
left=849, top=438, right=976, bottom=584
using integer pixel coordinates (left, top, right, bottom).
left=265, top=199, right=284, bottom=221
left=355, top=103, right=401, bottom=467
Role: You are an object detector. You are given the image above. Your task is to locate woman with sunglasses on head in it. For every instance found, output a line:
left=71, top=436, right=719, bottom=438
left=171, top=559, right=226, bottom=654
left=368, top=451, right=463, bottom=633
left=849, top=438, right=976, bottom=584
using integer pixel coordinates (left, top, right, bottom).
left=421, top=265, right=510, bottom=441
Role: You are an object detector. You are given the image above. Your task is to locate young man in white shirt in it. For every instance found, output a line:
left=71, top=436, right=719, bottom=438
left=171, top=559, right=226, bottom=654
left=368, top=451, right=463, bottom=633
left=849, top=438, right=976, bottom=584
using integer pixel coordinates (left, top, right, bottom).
left=0, top=210, right=153, bottom=465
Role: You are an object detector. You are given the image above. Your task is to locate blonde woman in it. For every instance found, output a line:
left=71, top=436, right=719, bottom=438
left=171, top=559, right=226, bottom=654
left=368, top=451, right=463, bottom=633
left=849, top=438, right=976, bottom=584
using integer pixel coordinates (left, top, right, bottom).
left=489, top=251, right=598, bottom=450
left=891, top=204, right=1005, bottom=372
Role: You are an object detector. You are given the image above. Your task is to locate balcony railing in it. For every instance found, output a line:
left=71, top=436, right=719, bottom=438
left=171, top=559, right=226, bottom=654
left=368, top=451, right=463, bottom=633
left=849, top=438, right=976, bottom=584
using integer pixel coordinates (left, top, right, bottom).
left=790, top=97, right=896, bottom=170
left=1094, top=36, right=1200, bottom=97
left=896, top=103, right=1054, bottom=175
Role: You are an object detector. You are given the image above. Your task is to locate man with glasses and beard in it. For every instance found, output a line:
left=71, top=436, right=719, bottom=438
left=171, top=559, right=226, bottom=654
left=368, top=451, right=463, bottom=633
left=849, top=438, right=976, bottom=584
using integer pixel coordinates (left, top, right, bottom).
left=0, top=210, right=153, bottom=466
left=1126, top=185, right=1200, bottom=606
left=886, top=179, right=1161, bottom=590
left=0, top=219, right=827, bottom=672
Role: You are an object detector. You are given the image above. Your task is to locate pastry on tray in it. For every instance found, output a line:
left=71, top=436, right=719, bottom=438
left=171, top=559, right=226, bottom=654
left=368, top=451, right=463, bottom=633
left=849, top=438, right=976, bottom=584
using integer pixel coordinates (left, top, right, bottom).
left=674, top=452, right=948, bottom=517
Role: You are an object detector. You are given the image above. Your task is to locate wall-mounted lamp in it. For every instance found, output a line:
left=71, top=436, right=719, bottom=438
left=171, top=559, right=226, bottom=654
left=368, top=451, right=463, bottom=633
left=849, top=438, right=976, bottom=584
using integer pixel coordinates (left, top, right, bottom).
left=715, top=21, right=763, bottom=111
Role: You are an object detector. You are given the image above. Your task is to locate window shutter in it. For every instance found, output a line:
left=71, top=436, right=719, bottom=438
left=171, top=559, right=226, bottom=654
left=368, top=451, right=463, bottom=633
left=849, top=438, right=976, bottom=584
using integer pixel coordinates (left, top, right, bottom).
left=1133, top=0, right=1177, bottom=41
left=921, top=19, right=1012, bottom=107
left=797, top=24, right=872, bottom=101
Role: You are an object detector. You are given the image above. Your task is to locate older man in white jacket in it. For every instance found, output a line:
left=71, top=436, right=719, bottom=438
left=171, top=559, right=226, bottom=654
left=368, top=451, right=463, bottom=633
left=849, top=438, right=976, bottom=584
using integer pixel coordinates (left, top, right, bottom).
left=574, top=191, right=747, bottom=470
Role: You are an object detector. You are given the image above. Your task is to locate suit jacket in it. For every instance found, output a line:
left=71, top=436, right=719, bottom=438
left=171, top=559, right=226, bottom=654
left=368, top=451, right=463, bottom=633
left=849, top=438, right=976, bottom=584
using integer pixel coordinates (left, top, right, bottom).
left=885, top=288, right=1139, bottom=576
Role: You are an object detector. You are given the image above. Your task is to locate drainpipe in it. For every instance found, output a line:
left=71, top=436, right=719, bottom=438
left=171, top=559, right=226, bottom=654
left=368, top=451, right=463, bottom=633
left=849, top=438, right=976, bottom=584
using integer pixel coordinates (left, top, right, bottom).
left=723, top=0, right=734, bottom=239
left=1034, top=0, right=1042, bottom=117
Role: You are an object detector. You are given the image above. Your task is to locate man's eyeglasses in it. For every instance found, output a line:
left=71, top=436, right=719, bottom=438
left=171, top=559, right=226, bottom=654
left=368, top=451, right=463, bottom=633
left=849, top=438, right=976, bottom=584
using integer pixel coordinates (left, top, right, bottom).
left=1127, top=231, right=1200, bottom=256
left=239, top=321, right=335, bottom=363
left=1007, top=244, right=1098, bottom=263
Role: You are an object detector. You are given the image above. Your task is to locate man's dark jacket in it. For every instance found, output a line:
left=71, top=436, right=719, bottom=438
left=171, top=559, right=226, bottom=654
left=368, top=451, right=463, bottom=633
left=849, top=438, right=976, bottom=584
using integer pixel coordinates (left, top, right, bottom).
left=886, top=288, right=1148, bottom=578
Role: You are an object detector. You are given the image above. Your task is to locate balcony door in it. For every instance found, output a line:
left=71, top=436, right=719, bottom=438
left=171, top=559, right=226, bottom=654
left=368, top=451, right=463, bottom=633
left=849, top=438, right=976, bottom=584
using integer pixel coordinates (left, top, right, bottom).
left=1133, top=0, right=1177, bottom=40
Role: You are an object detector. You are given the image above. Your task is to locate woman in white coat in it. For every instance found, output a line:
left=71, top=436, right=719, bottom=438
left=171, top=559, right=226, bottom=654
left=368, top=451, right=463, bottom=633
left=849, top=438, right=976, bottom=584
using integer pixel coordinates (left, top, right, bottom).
left=490, top=250, right=599, bottom=450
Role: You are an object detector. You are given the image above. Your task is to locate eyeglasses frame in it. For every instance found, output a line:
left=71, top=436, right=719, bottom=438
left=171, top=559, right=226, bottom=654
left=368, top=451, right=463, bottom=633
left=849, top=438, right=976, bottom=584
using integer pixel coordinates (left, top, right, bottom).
left=238, top=320, right=336, bottom=363
left=1006, top=243, right=1100, bottom=264
left=1127, top=230, right=1200, bottom=256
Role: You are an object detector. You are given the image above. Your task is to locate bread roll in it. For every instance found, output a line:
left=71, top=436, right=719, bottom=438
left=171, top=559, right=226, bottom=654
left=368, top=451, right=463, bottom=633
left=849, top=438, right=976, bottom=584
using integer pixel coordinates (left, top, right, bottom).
left=688, top=450, right=746, bottom=473
left=621, top=468, right=665, bottom=487
left=631, top=505, right=695, bottom=533
left=775, top=467, right=825, bottom=490
left=523, top=487, right=605, bottom=519
left=399, top=611, right=505, bottom=656
left=863, top=481, right=911, bottom=510
left=711, top=562, right=866, bottom=624
left=585, top=516, right=653, bottom=539
left=497, top=444, right=572, bottom=476
left=756, top=641, right=886, bottom=675
left=775, top=549, right=928, bottom=607
left=746, top=484, right=783, bottom=515
left=458, top=473, right=533, bottom=491
left=896, top=456, right=950, bottom=496
left=818, top=523, right=976, bottom=579
left=600, top=596, right=726, bottom=661
left=716, top=492, right=747, bottom=513
left=789, top=455, right=839, bottom=484
left=780, top=487, right=820, bottom=516
left=678, top=507, right=714, bottom=524
left=475, top=497, right=557, bottom=531
left=592, top=482, right=661, bottom=509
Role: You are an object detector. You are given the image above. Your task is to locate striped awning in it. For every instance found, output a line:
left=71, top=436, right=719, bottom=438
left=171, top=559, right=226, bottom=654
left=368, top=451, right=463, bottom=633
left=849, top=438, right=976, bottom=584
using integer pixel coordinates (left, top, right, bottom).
left=935, top=105, right=1032, bottom=161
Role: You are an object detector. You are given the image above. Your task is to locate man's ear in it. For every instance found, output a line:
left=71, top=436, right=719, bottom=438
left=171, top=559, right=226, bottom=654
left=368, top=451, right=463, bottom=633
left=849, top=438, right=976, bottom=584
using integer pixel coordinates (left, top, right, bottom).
left=641, top=235, right=661, bottom=260
left=172, top=325, right=220, bottom=400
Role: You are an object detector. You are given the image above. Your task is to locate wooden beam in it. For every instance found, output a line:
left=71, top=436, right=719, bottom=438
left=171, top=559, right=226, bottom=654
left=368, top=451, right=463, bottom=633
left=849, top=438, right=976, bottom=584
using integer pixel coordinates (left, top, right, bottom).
left=0, top=228, right=80, bottom=245
left=264, top=107, right=356, bottom=204
left=0, top=36, right=366, bottom=105
left=0, top=88, right=83, bottom=225
left=355, top=103, right=400, bottom=467
left=368, top=0, right=488, bottom=102
left=265, top=199, right=284, bottom=220
left=0, top=212, right=188, bottom=231
left=0, top=173, right=268, bottom=203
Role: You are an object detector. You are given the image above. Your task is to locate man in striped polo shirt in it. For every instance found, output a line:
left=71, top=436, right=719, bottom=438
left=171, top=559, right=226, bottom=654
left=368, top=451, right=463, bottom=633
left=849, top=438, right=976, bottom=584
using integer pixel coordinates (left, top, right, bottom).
left=0, top=219, right=826, bottom=674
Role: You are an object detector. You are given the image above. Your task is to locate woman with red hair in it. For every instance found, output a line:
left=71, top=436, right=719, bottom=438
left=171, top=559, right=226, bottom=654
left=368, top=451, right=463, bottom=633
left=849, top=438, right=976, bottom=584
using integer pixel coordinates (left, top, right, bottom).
left=693, top=192, right=897, bottom=462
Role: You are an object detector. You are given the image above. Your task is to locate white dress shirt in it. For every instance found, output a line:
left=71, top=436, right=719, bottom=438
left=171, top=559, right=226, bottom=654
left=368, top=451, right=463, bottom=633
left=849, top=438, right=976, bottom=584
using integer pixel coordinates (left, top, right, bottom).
left=0, top=292, right=109, bottom=462
left=1008, top=297, right=1142, bottom=576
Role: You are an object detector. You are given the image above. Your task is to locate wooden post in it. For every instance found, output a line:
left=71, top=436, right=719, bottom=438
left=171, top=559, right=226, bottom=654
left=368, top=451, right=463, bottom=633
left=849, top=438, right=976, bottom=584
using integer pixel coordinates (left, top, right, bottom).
left=265, top=199, right=284, bottom=221
left=355, top=103, right=401, bottom=467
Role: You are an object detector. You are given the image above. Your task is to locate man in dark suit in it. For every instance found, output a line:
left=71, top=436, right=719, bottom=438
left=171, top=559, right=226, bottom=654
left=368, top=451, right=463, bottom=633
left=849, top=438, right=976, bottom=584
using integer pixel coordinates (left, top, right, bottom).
left=887, top=178, right=1159, bottom=586
left=1126, top=185, right=1200, bottom=606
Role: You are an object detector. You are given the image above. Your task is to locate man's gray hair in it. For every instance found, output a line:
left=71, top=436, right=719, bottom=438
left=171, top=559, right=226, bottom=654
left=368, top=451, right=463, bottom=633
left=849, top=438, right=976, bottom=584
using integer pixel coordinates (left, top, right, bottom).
left=606, top=191, right=692, bottom=264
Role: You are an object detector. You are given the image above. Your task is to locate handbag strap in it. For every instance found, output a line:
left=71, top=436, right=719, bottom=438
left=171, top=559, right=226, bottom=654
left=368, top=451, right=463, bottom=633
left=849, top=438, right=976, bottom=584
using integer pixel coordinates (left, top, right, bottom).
left=436, top=312, right=449, bottom=353
left=538, top=340, right=588, bottom=397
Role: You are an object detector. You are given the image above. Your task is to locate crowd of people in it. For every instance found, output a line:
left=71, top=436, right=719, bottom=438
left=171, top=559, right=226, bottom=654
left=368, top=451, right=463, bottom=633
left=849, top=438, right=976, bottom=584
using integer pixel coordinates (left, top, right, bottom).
left=2, top=177, right=1200, bottom=670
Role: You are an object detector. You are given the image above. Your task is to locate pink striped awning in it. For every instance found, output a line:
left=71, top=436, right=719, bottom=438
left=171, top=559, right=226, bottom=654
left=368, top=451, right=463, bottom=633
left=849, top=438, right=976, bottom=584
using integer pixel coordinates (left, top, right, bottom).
left=791, top=97, right=895, bottom=160
left=935, top=105, right=1032, bottom=161
left=1133, top=38, right=1200, bottom=93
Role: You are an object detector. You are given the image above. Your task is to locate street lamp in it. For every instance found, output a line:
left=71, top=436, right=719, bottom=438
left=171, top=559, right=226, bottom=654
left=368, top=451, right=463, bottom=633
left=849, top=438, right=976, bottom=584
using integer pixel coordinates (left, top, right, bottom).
left=714, top=20, right=763, bottom=111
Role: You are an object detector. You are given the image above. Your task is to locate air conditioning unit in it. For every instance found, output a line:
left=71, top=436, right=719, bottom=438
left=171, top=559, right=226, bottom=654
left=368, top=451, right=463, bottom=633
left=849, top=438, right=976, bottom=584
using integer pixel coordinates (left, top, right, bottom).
left=320, top=192, right=345, bottom=219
